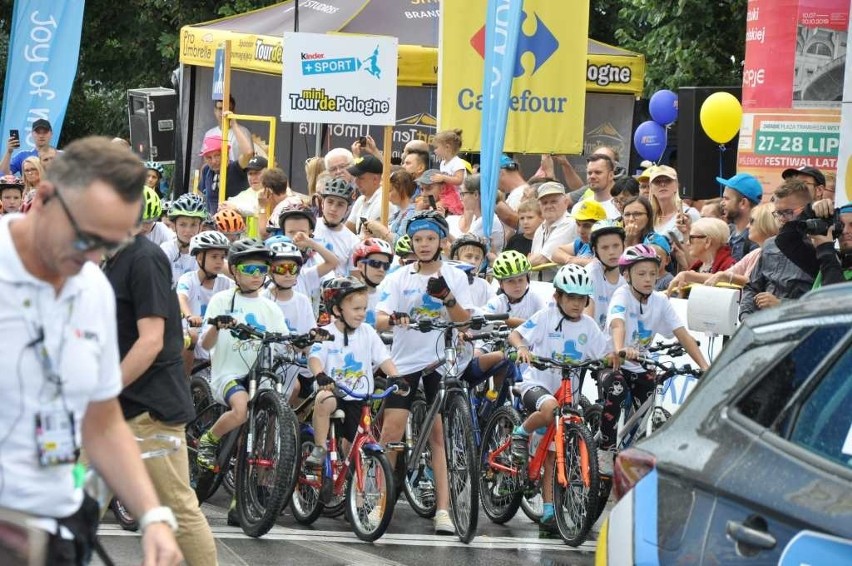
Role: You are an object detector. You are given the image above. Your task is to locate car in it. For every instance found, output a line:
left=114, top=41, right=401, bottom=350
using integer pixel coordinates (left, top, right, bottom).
left=595, top=282, right=852, bottom=564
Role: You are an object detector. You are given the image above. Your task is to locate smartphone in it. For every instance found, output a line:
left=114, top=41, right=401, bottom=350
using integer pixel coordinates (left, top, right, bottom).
left=427, top=195, right=437, bottom=210
left=358, top=136, right=367, bottom=147
left=360, top=217, right=369, bottom=233
left=667, top=228, right=684, bottom=245
left=9, top=129, right=19, bottom=142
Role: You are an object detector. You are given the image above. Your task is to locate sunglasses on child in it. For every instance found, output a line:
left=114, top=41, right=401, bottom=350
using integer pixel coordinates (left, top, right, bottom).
left=235, top=264, right=269, bottom=276
left=360, top=259, right=391, bottom=270
left=270, top=262, right=300, bottom=276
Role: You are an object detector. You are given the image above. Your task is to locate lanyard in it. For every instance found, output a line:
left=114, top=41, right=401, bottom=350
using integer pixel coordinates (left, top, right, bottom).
left=24, top=288, right=76, bottom=401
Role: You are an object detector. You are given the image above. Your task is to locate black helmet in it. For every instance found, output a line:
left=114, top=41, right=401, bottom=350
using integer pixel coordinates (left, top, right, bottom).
left=277, top=200, right=317, bottom=230
left=406, top=210, right=450, bottom=239
left=450, top=233, right=489, bottom=260
left=228, top=237, right=271, bottom=265
left=321, top=277, right=367, bottom=313
left=319, top=177, right=356, bottom=205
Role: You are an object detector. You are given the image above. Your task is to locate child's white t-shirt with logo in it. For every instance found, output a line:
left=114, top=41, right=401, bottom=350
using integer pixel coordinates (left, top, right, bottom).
left=309, top=323, right=390, bottom=400
left=586, top=260, right=625, bottom=330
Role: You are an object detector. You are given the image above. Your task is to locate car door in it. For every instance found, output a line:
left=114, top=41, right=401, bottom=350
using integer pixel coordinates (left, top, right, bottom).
left=703, top=321, right=852, bottom=564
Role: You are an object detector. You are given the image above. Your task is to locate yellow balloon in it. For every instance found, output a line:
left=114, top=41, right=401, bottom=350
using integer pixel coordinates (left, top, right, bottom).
left=700, top=92, right=743, bottom=144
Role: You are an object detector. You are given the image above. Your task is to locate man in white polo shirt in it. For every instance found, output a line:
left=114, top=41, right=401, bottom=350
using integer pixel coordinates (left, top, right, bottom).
left=529, top=181, right=577, bottom=282
left=0, top=137, right=181, bottom=565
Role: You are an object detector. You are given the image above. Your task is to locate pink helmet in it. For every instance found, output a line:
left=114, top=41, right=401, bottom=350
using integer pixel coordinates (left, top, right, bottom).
left=618, top=244, right=661, bottom=272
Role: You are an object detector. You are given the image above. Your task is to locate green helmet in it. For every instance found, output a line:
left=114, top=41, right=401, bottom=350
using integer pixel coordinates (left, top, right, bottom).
left=394, top=234, right=413, bottom=256
left=170, top=193, right=207, bottom=220
left=492, top=250, right=531, bottom=280
left=142, top=186, right=162, bottom=222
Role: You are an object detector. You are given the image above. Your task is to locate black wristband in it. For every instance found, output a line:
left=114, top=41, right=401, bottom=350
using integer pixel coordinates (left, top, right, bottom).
left=443, top=298, right=458, bottom=308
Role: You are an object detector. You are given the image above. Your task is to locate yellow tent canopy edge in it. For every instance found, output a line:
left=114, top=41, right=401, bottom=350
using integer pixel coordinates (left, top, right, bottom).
left=179, top=27, right=644, bottom=94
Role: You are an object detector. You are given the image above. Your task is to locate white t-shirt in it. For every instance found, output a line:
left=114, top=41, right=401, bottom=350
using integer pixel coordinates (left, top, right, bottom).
left=655, top=205, right=700, bottom=235
left=160, top=238, right=197, bottom=286
left=468, top=276, right=496, bottom=310
left=0, top=214, right=123, bottom=517
left=177, top=271, right=234, bottom=318
left=262, top=288, right=315, bottom=335
left=143, top=222, right=173, bottom=247
left=309, top=323, right=390, bottom=399
left=505, top=184, right=530, bottom=211
left=468, top=214, right=505, bottom=255
left=348, top=188, right=398, bottom=234
left=605, top=286, right=684, bottom=373
left=313, top=218, right=360, bottom=277
left=440, top=156, right=467, bottom=179
left=531, top=213, right=577, bottom=282
left=376, top=262, right=475, bottom=375
left=203, top=290, right=289, bottom=404
left=294, top=263, right=327, bottom=318
left=485, top=288, right=546, bottom=321
left=227, top=187, right=261, bottom=217
left=585, top=260, right=625, bottom=330
left=516, top=308, right=611, bottom=395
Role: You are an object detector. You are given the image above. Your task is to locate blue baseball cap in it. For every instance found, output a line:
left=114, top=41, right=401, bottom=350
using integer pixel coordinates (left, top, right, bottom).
left=643, top=232, right=672, bottom=256
left=499, top=154, right=518, bottom=169
left=840, top=203, right=852, bottom=214
left=716, top=173, right=763, bottom=205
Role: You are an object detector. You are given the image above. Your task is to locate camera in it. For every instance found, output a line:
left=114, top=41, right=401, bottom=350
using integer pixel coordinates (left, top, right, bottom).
left=800, top=205, right=842, bottom=237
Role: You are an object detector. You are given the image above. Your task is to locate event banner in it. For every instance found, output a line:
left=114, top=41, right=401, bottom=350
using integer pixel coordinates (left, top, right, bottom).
left=280, top=32, right=398, bottom=126
left=738, top=0, right=848, bottom=193
left=834, top=11, right=852, bottom=205
left=0, top=0, right=86, bottom=149
left=438, top=0, right=590, bottom=153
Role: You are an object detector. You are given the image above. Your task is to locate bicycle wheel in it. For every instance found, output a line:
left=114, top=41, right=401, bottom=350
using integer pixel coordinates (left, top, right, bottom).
left=109, top=498, right=138, bottom=532
left=520, top=487, right=543, bottom=523
left=634, top=406, right=672, bottom=443
left=290, top=436, right=323, bottom=525
left=345, top=447, right=395, bottom=542
left=403, top=397, right=436, bottom=518
left=552, top=422, right=599, bottom=547
left=236, top=390, right=299, bottom=537
left=188, top=374, right=224, bottom=502
left=443, top=392, right=479, bottom=543
left=478, top=406, right=522, bottom=524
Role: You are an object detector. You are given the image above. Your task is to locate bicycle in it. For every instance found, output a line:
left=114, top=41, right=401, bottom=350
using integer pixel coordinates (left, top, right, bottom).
left=479, top=355, right=604, bottom=546
left=291, top=379, right=409, bottom=542
left=190, top=321, right=323, bottom=537
left=399, top=313, right=508, bottom=543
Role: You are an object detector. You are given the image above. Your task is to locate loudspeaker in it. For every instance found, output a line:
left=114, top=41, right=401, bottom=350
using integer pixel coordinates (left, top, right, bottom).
left=676, top=86, right=741, bottom=200
left=128, top=88, right=177, bottom=163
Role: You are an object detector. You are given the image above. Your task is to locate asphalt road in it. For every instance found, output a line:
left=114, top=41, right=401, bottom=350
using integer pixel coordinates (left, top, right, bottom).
left=95, top=489, right=601, bottom=565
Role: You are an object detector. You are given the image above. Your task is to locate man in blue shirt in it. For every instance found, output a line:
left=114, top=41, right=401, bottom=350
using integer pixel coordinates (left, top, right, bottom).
left=2, top=118, right=55, bottom=175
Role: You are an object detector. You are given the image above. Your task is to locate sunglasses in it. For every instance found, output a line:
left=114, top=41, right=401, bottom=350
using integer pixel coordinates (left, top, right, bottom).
left=360, top=259, right=391, bottom=270
left=270, top=262, right=300, bottom=276
left=235, top=264, right=269, bottom=276
left=53, top=189, right=133, bottom=254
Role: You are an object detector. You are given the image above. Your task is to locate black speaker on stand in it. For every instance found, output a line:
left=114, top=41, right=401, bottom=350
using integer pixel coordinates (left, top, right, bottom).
left=128, top=87, right=177, bottom=163
left=677, top=86, right=741, bottom=200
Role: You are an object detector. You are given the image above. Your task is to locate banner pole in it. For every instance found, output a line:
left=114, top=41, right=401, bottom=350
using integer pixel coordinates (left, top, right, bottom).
left=219, top=40, right=232, bottom=207
left=381, top=125, right=392, bottom=225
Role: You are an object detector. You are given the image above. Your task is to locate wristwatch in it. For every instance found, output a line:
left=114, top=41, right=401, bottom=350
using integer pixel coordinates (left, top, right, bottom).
left=443, top=298, right=458, bottom=308
left=138, top=506, right=178, bottom=533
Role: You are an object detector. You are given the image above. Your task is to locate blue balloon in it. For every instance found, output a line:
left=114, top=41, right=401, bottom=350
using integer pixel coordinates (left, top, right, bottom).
left=633, top=121, right=667, bottom=162
left=649, top=89, right=678, bottom=126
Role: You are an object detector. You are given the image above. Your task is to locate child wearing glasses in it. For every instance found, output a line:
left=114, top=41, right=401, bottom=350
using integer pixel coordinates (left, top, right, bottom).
left=351, top=238, right=394, bottom=327
left=197, top=239, right=289, bottom=490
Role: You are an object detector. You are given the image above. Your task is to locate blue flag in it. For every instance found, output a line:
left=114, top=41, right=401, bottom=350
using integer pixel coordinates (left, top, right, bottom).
left=480, top=0, right=524, bottom=238
left=0, top=0, right=86, bottom=152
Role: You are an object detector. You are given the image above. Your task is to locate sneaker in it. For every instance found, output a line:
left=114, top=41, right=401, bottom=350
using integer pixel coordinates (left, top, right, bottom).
left=196, top=431, right=219, bottom=471
left=434, top=509, right=455, bottom=535
left=597, top=449, right=616, bottom=477
left=511, top=431, right=529, bottom=464
left=227, top=499, right=240, bottom=527
left=538, top=515, right=559, bottom=538
left=306, top=445, right=327, bottom=467
left=367, top=505, right=383, bottom=527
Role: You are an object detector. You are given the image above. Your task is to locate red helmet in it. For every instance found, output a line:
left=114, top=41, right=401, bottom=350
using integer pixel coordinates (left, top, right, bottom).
left=352, top=237, right=394, bottom=267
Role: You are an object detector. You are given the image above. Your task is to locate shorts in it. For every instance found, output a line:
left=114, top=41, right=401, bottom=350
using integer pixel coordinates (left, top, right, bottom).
left=384, top=369, right=441, bottom=412
left=316, top=395, right=362, bottom=443
left=521, top=386, right=556, bottom=414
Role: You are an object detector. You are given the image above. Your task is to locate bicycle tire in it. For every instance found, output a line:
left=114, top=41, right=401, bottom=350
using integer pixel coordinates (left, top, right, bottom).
left=188, top=374, right=224, bottom=502
left=236, top=390, right=299, bottom=537
left=345, top=448, right=395, bottom=542
left=553, top=422, right=599, bottom=547
left=443, top=392, right=479, bottom=543
left=520, top=488, right=543, bottom=523
left=109, top=498, right=138, bottom=532
left=290, top=436, right=324, bottom=525
left=478, top=406, right=522, bottom=524
left=402, top=397, right=436, bottom=518
left=583, top=403, right=603, bottom=441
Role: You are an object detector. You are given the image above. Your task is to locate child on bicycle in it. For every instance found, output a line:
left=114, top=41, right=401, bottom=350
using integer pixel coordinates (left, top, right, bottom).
left=307, top=277, right=400, bottom=466
left=313, top=178, right=360, bottom=277
left=351, top=238, right=395, bottom=327
left=375, top=210, right=474, bottom=535
left=197, top=239, right=289, bottom=523
left=584, top=220, right=626, bottom=329
left=600, top=244, right=709, bottom=474
left=508, top=264, right=613, bottom=535
left=162, top=193, right=207, bottom=285
left=449, top=233, right=495, bottom=308
left=177, top=231, right=234, bottom=375
left=486, top=250, right=546, bottom=327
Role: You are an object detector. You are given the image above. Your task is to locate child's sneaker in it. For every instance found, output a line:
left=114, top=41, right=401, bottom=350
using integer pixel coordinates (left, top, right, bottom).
left=306, top=445, right=327, bottom=467
left=434, top=509, right=455, bottom=535
left=196, top=430, right=219, bottom=470
left=511, top=427, right=529, bottom=464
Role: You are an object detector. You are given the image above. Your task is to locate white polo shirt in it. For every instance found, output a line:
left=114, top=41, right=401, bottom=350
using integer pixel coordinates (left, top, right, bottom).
left=0, top=214, right=123, bottom=518
left=531, top=213, right=577, bottom=282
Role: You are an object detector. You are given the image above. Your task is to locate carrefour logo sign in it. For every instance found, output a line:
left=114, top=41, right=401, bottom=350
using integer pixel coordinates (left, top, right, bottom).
left=459, top=11, right=566, bottom=114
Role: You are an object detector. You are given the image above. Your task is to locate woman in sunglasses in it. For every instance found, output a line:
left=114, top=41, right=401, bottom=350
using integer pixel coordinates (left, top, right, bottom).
left=351, top=237, right=394, bottom=327
left=197, top=238, right=289, bottom=526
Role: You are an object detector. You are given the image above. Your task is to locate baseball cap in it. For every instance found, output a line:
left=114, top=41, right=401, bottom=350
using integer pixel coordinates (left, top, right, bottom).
left=499, top=154, right=518, bottom=170
left=415, top=169, right=442, bottom=185
left=32, top=119, right=52, bottom=132
left=648, top=165, right=678, bottom=183
left=716, top=172, right=763, bottom=204
left=572, top=199, right=607, bottom=222
left=199, top=135, right=223, bottom=157
left=347, top=154, right=383, bottom=176
left=643, top=232, right=672, bottom=256
left=781, top=166, right=826, bottom=187
left=636, top=166, right=655, bottom=183
left=245, top=155, right=268, bottom=171
left=536, top=181, right=566, bottom=199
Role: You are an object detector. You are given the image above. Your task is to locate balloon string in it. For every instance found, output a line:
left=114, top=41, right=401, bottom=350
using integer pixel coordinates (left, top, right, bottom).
left=718, top=144, right=726, bottom=197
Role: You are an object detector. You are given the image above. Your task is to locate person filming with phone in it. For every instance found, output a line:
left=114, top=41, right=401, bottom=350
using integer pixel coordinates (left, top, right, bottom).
left=2, top=119, right=57, bottom=176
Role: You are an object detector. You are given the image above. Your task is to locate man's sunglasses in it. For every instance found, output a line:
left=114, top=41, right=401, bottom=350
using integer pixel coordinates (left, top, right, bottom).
left=235, top=264, right=269, bottom=276
left=270, top=263, right=300, bottom=276
left=360, top=259, right=391, bottom=271
left=53, top=190, right=133, bottom=254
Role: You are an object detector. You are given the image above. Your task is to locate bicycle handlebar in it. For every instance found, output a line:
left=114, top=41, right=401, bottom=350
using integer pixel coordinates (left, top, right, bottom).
left=466, top=328, right=511, bottom=342
left=206, top=318, right=333, bottom=347
left=619, top=351, right=703, bottom=379
left=414, top=313, right=509, bottom=333
left=507, top=350, right=606, bottom=372
left=333, top=378, right=411, bottom=400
